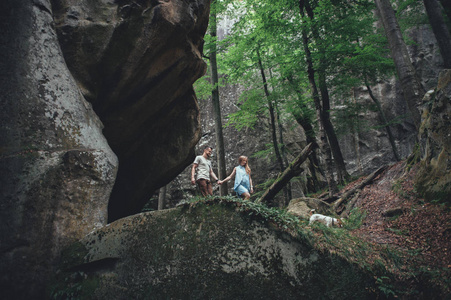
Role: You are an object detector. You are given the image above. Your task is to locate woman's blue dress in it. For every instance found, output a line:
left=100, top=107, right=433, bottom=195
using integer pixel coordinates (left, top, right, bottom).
left=234, top=165, right=250, bottom=196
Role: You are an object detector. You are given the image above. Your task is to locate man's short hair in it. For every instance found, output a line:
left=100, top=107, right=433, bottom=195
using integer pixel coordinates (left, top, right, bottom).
left=204, top=146, right=213, bottom=151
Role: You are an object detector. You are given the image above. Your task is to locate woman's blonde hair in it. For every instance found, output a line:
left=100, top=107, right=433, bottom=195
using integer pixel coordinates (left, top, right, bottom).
left=238, top=156, right=251, bottom=174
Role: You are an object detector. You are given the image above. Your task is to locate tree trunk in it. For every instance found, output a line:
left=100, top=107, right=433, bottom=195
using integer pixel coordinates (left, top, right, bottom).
left=209, top=2, right=228, bottom=196
left=299, top=6, right=338, bottom=196
left=423, top=0, right=451, bottom=68
left=302, top=0, right=349, bottom=185
left=286, top=75, right=320, bottom=162
left=351, top=88, right=364, bottom=174
left=257, top=143, right=315, bottom=204
left=158, top=185, right=167, bottom=210
left=318, top=72, right=350, bottom=184
left=375, top=0, right=424, bottom=130
left=256, top=49, right=286, bottom=173
left=270, top=70, right=292, bottom=204
left=256, top=49, right=289, bottom=205
left=275, top=99, right=293, bottom=204
left=292, top=111, right=323, bottom=192
left=366, top=83, right=401, bottom=161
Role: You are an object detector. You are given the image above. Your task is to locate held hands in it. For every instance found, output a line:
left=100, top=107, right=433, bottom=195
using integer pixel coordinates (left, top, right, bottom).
left=217, top=180, right=223, bottom=185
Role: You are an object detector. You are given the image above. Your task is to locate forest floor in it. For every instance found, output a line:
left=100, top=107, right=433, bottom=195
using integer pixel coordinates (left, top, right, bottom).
left=339, top=160, right=451, bottom=293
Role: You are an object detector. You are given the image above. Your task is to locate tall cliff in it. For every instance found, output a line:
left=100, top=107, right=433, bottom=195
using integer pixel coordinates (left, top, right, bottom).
left=0, top=0, right=210, bottom=299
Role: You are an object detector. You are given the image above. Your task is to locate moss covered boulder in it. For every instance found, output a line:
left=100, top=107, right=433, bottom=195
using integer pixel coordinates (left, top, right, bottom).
left=50, top=200, right=381, bottom=299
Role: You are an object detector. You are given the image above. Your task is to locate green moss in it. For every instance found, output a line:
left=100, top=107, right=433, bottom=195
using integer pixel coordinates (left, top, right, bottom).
left=48, top=272, right=100, bottom=300
left=59, top=241, right=89, bottom=269
left=406, top=143, right=421, bottom=168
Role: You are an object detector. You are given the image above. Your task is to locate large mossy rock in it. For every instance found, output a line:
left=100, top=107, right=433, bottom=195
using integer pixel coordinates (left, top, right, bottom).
left=416, top=69, right=451, bottom=202
left=51, top=202, right=378, bottom=299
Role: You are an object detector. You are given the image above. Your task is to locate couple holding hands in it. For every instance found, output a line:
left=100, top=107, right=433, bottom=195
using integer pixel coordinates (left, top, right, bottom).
left=191, top=146, right=254, bottom=200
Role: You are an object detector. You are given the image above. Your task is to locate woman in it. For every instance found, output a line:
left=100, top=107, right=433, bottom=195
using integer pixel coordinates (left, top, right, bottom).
left=218, top=156, right=254, bottom=200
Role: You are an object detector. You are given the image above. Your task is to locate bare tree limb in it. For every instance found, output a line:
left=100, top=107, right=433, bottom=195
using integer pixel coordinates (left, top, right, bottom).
left=334, top=165, right=388, bottom=212
left=257, top=143, right=316, bottom=204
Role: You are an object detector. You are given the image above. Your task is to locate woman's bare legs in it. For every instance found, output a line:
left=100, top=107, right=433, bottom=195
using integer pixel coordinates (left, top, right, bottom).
left=241, top=192, right=251, bottom=200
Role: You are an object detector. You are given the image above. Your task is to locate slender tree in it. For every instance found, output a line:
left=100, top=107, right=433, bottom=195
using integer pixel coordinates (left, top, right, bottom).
left=158, top=186, right=167, bottom=210
left=209, top=0, right=228, bottom=195
left=256, top=48, right=285, bottom=173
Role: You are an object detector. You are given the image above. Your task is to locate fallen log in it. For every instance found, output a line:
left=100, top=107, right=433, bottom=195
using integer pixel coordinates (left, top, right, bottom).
left=257, top=143, right=316, bottom=204
left=334, top=165, right=388, bottom=212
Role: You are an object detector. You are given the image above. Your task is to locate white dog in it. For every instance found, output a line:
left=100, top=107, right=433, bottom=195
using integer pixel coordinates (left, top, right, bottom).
left=309, top=210, right=343, bottom=228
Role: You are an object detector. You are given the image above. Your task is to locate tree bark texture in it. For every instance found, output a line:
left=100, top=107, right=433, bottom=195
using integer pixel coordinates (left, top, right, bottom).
left=257, top=143, right=315, bottom=204
left=423, top=0, right=451, bottom=68
left=375, top=0, right=424, bottom=130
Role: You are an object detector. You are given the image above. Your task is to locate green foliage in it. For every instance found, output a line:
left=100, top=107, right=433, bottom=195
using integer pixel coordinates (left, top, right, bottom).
left=178, top=196, right=309, bottom=235
left=396, top=0, right=430, bottom=30
left=251, top=177, right=276, bottom=200
left=216, top=0, right=399, bottom=145
left=375, top=276, right=397, bottom=298
left=193, top=76, right=213, bottom=102
left=251, top=143, right=275, bottom=160
left=343, top=207, right=367, bottom=230
left=224, top=89, right=266, bottom=130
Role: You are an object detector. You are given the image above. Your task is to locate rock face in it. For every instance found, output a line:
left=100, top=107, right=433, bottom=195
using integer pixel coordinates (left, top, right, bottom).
left=0, top=0, right=118, bottom=298
left=51, top=203, right=378, bottom=299
left=50, top=0, right=210, bottom=221
left=416, top=69, right=451, bottom=202
left=0, top=0, right=210, bottom=298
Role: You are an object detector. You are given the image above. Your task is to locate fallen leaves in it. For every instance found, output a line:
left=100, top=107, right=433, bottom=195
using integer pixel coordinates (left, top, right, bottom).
left=343, top=161, right=451, bottom=275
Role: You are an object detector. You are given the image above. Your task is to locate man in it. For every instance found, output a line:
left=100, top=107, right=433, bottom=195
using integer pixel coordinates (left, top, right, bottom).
left=191, top=146, right=219, bottom=196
